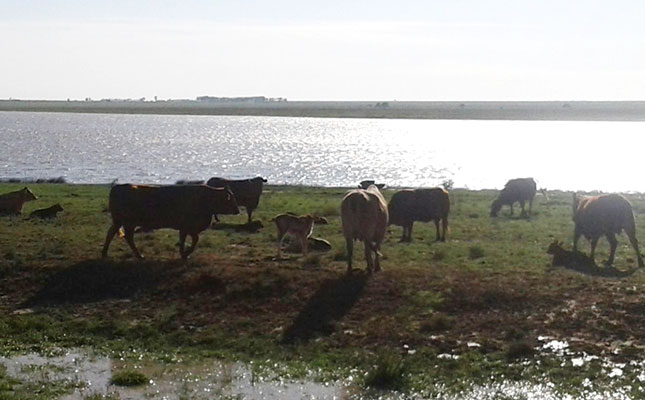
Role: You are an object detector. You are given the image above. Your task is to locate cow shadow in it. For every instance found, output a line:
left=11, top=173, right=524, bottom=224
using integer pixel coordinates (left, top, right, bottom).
left=546, top=241, right=638, bottom=278
left=23, top=259, right=183, bottom=307
left=281, top=272, right=368, bottom=344
left=211, top=220, right=264, bottom=233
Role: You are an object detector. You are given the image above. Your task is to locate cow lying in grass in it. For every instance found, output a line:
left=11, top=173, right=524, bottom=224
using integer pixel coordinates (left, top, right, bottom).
left=273, top=213, right=328, bottom=258
left=341, top=185, right=388, bottom=273
left=0, top=187, right=37, bottom=215
left=573, top=193, right=644, bottom=268
left=30, top=203, right=64, bottom=219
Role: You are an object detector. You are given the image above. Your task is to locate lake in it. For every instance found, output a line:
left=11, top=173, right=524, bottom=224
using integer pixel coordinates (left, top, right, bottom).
left=1, top=111, right=644, bottom=192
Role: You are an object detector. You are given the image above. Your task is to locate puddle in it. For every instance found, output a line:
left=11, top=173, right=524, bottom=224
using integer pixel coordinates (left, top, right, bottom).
left=0, top=344, right=643, bottom=399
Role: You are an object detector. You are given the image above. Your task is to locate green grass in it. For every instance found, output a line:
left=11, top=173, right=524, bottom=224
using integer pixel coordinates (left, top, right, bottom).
left=2, top=183, right=645, bottom=397
left=109, top=370, right=149, bottom=386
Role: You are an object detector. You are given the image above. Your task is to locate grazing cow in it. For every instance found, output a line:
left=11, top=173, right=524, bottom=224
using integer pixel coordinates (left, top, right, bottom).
left=206, top=177, right=267, bottom=223
left=490, top=178, right=537, bottom=217
left=341, top=185, right=389, bottom=273
left=0, top=187, right=37, bottom=215
left=102, top=184, right=239, bottom=260
left=573, top=193, right=644, bottom=268
left=273, top=213, right=328, bottom=258
left=30, top=203, right=64, bottom=219
left=388, top=188, right=450, bottom=242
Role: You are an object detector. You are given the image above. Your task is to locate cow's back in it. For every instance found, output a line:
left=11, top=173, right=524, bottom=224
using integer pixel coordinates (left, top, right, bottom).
left=503, top=178, right=537, bottom=201
left=576, top=194, right=635, bottom=235
left=109, top=184, right=215, bottom=231
left=341, top=187, right=388, bottom=242
left=207, top=177, right=265, bottom=209
left=389, top=188, right=449, bottom=225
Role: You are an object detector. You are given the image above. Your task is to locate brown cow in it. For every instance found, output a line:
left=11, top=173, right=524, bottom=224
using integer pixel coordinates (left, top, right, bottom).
left=490, top=178, right=537, bottom=217
left=388, top=188, right=450, bottom=242
left=102, top=184, right=239, bottom=260
left=30, top=203, right=64, bottom=219
left=273, top=213, right=328, bottom=258
left=341, top=185, right=389, bottom=273
left=207, top=177, right=267, bottom=223
left=573, top=193, right=644, bottom=268
left=0, top=187, right=37, bottom=215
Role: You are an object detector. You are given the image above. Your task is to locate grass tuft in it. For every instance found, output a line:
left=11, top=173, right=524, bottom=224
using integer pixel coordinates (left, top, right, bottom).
left=364, top=354, right=408, bottom=390
left=468, top=246, right=485, bottom=260
left=110, top=370, right=149, bottom=387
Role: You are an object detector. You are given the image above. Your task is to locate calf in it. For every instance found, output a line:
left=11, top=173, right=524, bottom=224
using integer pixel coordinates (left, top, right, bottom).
left=341, top=185, right=389, bottom=273
left=30, top=203, right=64, bottom=219
left=573, top=193, right=644, bottom=268
left=0, top=187, right=37, bottom=215
left=273, top=213, right=328, bottom=258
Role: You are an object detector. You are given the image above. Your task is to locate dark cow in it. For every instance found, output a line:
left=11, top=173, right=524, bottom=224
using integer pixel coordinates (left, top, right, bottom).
left=490, top=178, right=537, bottom=217
left=388, top=188, right=450, bottom=242
left=206, top=177, right=267, bottom=223
left=573, top=193, right=643, bottom=268
left=30, top=203, right=64, bottom=219
left=102, top=184, right=239, bottom=260
left=0, top=187, right=37, bottom=215
left=341, top=185, right=389, bottom=273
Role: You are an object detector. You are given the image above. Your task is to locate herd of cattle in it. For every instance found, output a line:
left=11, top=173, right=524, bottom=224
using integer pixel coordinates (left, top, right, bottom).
left=1, top=176, right=643, bottom=271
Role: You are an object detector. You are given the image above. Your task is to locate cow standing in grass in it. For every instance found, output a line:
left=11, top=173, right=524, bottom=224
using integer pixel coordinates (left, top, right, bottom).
left=207, top=177, right=267, bottom=223
left=102, top=184, right=239, bottom=260
left=341, top=185, right=388, bottom=273
left=0, top=187, right=37, bottom=215
left=573, top=193, right=644, bottom=268
left=490, top=178, right=537, bottom=217
left=388, top=188, right=450, bottom=242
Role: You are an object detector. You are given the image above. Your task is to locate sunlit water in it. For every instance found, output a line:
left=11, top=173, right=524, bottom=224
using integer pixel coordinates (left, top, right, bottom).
left=0, top=343, right=640, bottom=400
left=1, top=111, right=645, bottom=192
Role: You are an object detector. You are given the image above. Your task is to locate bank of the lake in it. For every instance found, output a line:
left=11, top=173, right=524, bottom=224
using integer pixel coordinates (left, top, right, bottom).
left=2, top=183, right=645, bottom=399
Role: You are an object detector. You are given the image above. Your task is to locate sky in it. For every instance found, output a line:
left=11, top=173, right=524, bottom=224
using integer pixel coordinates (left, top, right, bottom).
left=2, top=0, right=645, bottom=101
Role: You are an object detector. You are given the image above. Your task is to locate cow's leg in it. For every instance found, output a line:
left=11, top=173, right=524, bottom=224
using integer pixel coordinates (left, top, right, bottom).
left=589, top=236, right=599, bottom=263
left=178, top=231, right=187, bottom=259
left=373, top=243, right=381, bottom=272
left=247, top=207, right=254, bottom=224
left=509, top=203, right=514, bottom=216
left=519, top=201, right=526, bottom=216
left=605, top=233, right=618, bottom=266
left=124, top=225, right=143, bottom=259
left=276, top=228, right=286, bottom=258
left=364, top=241, right=373, bottom=273
left=183, top=233, right=199, bottom=259
left=434, top=219, right=441, bottom=241
left=101, top=223, right=120, bottom=258
left=573, top=226, right=581, bottom=251
left=626, top=228, right=645, bottom=268
left=301, top=235, right=309, bottom=256
left=441, top=216, right=448, bottom=242
left=528, top=198, right=534, bottom=215
left=407, top=222, right=414, bottom=242
left=345, top=237, right=354, bottom=273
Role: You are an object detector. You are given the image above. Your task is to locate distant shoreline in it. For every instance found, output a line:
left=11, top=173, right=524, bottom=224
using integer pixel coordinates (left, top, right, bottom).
left=2, top=100, right=645, bottom=121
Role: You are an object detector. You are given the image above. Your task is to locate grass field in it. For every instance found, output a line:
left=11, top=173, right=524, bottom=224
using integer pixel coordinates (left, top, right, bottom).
left=2, top=183, right=645, bottom=398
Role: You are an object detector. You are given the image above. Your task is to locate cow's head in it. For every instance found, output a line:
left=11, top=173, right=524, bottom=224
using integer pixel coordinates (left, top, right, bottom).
left=490, top=199, right=502, bottom=217
left=572, top=193, right=580, bottom=221
left=219, top=188, right=240, bottom=215
left=22, top=187, right=37, bottom=202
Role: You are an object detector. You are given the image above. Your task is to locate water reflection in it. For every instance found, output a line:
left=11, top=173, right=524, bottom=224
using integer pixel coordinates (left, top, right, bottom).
left=2, top=112, right=645, bottom=192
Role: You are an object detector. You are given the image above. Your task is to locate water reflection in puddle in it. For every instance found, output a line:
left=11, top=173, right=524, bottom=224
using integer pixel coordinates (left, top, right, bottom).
left=0, top=346, right=641, bottom=399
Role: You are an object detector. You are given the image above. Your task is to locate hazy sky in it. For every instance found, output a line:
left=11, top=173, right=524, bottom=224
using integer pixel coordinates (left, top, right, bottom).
left=2, top=1, right=644, bottom=101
